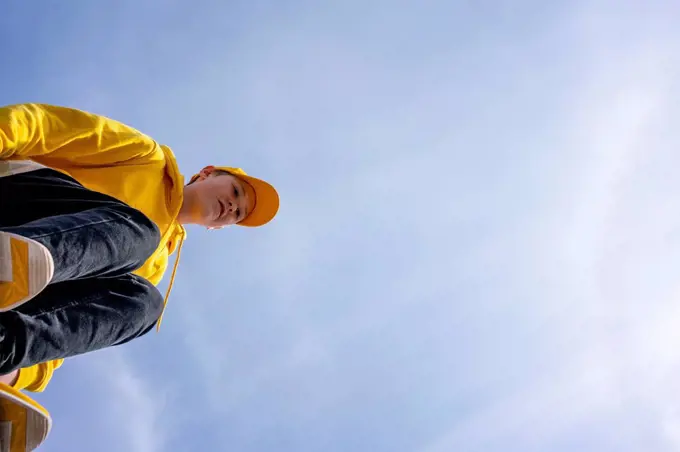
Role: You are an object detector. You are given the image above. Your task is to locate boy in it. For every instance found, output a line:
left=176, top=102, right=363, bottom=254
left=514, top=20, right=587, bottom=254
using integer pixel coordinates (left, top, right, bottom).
left=0, top=103, right=280, bottom=393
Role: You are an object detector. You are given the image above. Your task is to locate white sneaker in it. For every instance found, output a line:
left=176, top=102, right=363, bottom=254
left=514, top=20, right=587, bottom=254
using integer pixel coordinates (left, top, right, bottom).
left=0, top=383, right=52, bottom=451
left=0, top=232, right=54, bottom=311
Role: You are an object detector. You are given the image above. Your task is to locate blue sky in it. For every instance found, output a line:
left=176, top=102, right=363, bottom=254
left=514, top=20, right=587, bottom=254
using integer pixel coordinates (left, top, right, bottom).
left=3, top=0, right=680, bottom=451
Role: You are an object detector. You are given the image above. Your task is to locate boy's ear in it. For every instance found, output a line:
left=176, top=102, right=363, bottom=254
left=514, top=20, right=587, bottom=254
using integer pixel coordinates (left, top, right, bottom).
left=197, top=165, right=216, bottom=180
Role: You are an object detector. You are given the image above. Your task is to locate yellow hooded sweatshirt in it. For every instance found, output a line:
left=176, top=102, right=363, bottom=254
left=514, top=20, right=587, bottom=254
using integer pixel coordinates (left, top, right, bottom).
left=0, top=103, right=187, bottom=392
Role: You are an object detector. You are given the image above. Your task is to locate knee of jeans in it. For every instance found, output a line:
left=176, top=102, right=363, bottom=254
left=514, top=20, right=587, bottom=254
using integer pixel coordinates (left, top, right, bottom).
left=113, top=203, right=162, bottom=269
left=133, top=276, right=165, bottom=335
left=111, top=275, right=165, bottom=346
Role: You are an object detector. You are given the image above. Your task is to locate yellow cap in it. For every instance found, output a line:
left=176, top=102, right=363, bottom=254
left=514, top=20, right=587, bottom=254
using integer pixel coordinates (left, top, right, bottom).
left=189, top=166, right=280, bottom=227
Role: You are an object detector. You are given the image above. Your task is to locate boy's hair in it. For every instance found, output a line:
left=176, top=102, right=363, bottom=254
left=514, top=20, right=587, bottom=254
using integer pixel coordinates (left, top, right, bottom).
left=186, top=169, right=231, bottom=185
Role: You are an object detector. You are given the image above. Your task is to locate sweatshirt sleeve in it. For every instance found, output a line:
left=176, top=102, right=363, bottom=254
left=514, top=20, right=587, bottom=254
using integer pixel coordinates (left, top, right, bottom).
left=0, top=103, right=161, bottom=167
left=13, top=360, right=64, bottom=393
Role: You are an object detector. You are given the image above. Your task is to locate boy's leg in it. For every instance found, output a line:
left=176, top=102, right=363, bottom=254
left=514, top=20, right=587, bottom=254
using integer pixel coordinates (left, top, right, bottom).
left=0, top=168, right=166, bottom=369
left=1, top=203, right=160, bottom=283
left=0, top=168, right=161, bottom=304
left=0, top=273, right=164, bottom=373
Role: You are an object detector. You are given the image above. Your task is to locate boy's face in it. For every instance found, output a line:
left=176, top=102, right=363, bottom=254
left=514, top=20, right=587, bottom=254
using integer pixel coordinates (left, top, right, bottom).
left=184, top=166, right=255, bottom=228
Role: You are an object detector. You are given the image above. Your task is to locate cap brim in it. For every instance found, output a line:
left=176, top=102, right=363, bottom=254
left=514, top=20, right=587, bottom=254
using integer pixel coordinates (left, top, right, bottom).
left=237, top=174, right=280, bottom=227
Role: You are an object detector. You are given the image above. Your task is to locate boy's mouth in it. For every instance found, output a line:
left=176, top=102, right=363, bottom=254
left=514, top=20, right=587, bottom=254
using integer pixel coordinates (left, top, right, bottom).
left=216, top=200, right=226, bottom=220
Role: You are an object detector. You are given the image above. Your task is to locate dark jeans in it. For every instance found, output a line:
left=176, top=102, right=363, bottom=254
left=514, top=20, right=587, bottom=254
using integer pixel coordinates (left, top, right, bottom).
left=0, top=168, right=164, bottom=374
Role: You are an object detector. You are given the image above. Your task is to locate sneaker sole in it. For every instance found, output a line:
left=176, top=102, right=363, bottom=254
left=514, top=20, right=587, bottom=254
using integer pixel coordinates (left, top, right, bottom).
left=0, top=383, right=51, bottom=451
left=0, top=233, right=54, bottom=311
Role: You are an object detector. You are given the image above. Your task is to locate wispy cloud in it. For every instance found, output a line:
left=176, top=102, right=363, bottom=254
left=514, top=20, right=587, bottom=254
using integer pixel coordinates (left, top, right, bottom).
left=417, top=5, right=680, bottom=452
left=89, top=350, right=169, bottom=452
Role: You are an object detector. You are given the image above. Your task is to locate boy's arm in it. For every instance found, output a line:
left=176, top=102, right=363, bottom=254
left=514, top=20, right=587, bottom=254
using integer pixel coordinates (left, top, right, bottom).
left=0, top=103, right=162, bottom=166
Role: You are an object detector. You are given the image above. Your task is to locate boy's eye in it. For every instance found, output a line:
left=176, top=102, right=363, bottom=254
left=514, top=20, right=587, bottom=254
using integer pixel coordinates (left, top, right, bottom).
left=234, top=187, right=239, bottom=197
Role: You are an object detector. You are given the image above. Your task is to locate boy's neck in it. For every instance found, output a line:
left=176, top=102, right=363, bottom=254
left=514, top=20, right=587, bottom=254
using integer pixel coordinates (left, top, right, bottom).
left=177, top=189, right=194, bottom=225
